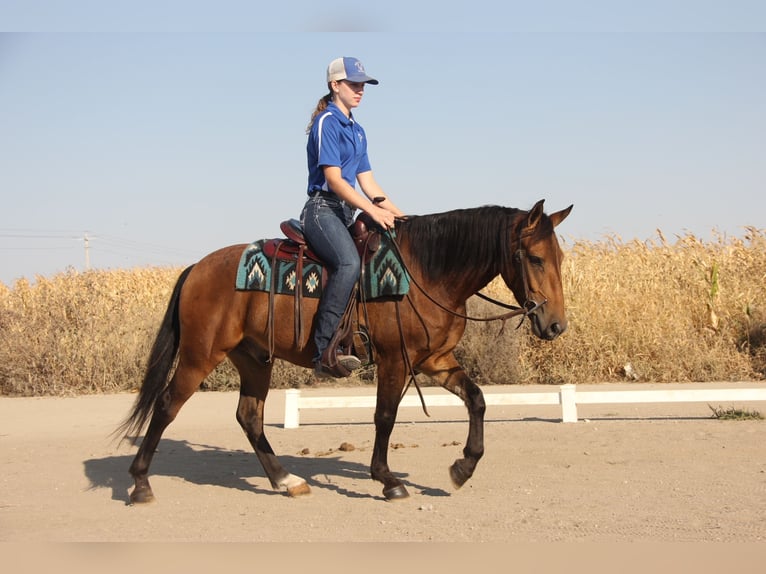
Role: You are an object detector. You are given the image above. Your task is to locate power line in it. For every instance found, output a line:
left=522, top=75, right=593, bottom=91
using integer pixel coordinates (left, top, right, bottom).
left=0, top=229, right=200, bottom=269
left=0, top=231, right=83, bottom=240
left=0, top=233, right=77, bottom=239
left=0, top=245, right=75, bottom=251
left=96, top=234, right=198, bottom=258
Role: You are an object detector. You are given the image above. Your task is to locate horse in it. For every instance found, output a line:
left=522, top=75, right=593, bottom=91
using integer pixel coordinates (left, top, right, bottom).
left=118, top=199, right=572, bottom=502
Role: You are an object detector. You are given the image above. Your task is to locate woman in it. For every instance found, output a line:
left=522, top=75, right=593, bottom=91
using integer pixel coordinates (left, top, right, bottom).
left=301, top=56, right=405, bottom=379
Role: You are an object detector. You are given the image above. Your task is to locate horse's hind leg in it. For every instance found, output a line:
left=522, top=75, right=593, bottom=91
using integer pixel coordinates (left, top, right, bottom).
left=230, top=349, right=311, bottom=497
left=128, top=362, right=209, bottom=504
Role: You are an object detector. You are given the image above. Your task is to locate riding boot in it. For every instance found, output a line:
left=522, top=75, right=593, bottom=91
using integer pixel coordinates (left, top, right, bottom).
left=314, top=347, right=362, bottom=379
left=314, top=285, right=362, bottom=379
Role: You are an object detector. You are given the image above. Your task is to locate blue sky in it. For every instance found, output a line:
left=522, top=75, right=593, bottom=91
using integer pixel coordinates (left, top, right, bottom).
left=1, top=3, right=765, bottom=285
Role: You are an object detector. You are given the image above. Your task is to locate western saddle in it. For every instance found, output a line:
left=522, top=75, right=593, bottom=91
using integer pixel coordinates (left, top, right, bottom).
left=266, top=213, right=382, bottom=377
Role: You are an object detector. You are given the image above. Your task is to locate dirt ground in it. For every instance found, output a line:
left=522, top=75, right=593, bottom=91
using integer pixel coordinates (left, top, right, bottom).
left=1, top=383, right=765, bottom=545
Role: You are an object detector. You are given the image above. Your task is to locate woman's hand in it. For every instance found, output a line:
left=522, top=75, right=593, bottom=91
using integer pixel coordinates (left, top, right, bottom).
left=367, top=204, right=396, bottom=230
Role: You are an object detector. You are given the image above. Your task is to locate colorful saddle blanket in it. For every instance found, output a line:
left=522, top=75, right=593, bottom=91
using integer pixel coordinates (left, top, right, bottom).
left=234, top=233, right=410, bottom=300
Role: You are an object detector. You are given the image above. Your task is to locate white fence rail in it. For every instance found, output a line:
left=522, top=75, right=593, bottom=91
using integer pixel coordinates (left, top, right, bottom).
left=282, top=384, right=766, bottom=428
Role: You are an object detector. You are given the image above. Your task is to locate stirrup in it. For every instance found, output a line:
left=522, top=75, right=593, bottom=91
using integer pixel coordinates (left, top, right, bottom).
left=337, top=354, right=362, bottom=371
left=314, top=355, right=360, bottom=380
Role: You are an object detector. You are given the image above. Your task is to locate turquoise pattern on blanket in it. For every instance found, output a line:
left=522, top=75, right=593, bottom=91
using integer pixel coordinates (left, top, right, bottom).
left=235, top=236, right=409, bottom=299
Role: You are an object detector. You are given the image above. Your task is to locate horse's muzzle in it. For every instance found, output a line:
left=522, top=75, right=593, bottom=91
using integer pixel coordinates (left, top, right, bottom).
left=544, top=320, right=567, bottom=340
left=530, top=313, right=567, bottom=341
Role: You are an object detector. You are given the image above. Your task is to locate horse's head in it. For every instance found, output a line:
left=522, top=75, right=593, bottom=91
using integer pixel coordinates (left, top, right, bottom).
left=502, top=200, right=573, bottom=341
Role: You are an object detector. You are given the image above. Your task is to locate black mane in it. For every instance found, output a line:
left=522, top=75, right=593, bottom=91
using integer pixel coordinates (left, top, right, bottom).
left=395, top=206, right=525, bottom=282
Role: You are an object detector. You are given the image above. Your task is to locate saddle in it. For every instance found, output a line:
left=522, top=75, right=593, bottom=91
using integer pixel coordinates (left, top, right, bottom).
left=264, top=213, right=383, bottom=375
left=267, top=214, right=381, bottom=264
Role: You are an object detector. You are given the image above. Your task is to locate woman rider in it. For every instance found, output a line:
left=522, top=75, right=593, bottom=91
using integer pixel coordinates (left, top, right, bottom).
left=301, top=57, right=404, bottom=379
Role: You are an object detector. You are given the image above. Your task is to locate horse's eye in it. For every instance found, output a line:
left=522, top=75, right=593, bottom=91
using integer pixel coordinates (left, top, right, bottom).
left=529, top=255, right=544, bottom=267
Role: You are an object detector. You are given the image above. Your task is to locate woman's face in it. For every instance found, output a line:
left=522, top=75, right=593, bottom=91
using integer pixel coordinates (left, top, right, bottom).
left=332, top=80, right=366, bottom=115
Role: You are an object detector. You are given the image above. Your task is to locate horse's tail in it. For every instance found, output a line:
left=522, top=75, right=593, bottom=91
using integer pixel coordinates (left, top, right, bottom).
left=115, top=264, right=195, bottom=444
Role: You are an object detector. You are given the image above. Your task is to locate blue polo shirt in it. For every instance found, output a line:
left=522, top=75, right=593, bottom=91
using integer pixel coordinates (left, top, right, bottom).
left=306, top=102, right=372, bottom=195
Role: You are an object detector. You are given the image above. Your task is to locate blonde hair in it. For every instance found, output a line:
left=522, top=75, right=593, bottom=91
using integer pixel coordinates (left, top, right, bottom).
left=306, top=87, right=334, bottom=134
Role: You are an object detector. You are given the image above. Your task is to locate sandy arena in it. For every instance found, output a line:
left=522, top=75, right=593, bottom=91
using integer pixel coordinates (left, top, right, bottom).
left=1, top=383, right=765, bottom=543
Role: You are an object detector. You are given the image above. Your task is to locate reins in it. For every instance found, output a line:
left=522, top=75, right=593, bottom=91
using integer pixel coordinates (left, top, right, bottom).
left=384, top=223, right=547, bottom=332
left=375, top=219, right=547, bottom=415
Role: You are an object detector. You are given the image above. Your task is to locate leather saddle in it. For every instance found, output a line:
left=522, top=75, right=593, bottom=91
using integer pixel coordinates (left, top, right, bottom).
left=265, top=213, right=381, bottom=265
left=263, top=213, right=384, bottom=375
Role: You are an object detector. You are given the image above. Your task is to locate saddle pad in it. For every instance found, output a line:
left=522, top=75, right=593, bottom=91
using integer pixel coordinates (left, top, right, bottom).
left=235, top=240, right=323, bottom=297
left=235, top=236, right=410, bottom=299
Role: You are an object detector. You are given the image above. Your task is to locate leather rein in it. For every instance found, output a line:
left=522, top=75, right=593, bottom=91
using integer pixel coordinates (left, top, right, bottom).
left=375, top=220, right=547, bottom=415
left=385, top=223, right=547, bottom=332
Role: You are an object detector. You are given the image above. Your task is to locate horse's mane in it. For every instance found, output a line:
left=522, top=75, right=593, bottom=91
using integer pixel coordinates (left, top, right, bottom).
left=395, top=205, right=539, bottom=282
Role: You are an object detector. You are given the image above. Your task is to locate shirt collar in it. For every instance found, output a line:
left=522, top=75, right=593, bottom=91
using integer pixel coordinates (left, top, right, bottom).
left=328, top=102, right=354, bottom=126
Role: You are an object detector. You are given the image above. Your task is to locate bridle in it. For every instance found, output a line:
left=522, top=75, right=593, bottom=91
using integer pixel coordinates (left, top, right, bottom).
left=375, top=220, right=549, bottom=415
left=385, top=222, right=548, bottom=333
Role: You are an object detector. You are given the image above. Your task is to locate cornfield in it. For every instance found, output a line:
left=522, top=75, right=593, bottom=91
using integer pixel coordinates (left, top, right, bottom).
left=2, top=229, right=765, bottom=396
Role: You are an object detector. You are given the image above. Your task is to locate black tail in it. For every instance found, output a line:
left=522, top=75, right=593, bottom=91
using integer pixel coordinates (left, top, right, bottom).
left=116, top=265, right=195, bottom=444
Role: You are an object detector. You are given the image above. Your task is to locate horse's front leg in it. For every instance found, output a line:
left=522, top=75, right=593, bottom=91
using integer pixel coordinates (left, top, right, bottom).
left=425, top=357, right=486, bottom=489
left=370, top=361, right=410, bottom=500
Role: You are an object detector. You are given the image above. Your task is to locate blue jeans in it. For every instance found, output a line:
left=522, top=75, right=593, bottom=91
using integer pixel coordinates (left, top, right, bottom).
left=301, top=194, right=360, bottom=363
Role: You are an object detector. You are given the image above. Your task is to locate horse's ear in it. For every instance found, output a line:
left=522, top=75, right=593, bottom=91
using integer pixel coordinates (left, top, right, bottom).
left=525, top=199, right=546, bottom=231
left=549, top=204, right=573, bottom=228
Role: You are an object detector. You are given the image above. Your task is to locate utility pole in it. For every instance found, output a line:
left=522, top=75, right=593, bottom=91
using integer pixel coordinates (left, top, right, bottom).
left=84, top=232, right=90, bottom=271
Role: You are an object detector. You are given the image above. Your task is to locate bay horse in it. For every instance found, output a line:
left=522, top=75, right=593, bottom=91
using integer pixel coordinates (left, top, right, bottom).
left=118, top=199, right=572, bottom=502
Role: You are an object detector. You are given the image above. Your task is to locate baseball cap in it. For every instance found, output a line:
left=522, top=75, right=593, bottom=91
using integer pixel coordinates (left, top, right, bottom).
left=326, top=57, right=379, bottom=85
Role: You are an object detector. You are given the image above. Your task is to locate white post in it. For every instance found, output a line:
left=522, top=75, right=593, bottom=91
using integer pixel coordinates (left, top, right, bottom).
left=559, top=384, right=578, bottom=423
left=284, top=388, right=301, bottom=428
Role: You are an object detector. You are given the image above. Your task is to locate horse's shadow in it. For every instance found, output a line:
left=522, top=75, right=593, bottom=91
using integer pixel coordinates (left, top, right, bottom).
left=83, top=438, right=450, bottom=504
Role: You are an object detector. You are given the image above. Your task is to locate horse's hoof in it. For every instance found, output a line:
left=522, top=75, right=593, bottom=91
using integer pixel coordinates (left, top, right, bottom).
left=286, top=482, right=311, bottom=497
left=449, top=460, right=470, bottom=489
left=383, top=484, right=410, bottom=500
left=129, top=488, right=156, bottom=504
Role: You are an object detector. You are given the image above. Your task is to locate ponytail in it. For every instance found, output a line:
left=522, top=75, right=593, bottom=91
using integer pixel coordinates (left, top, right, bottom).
left=306, top=88, right=334, bottom=134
